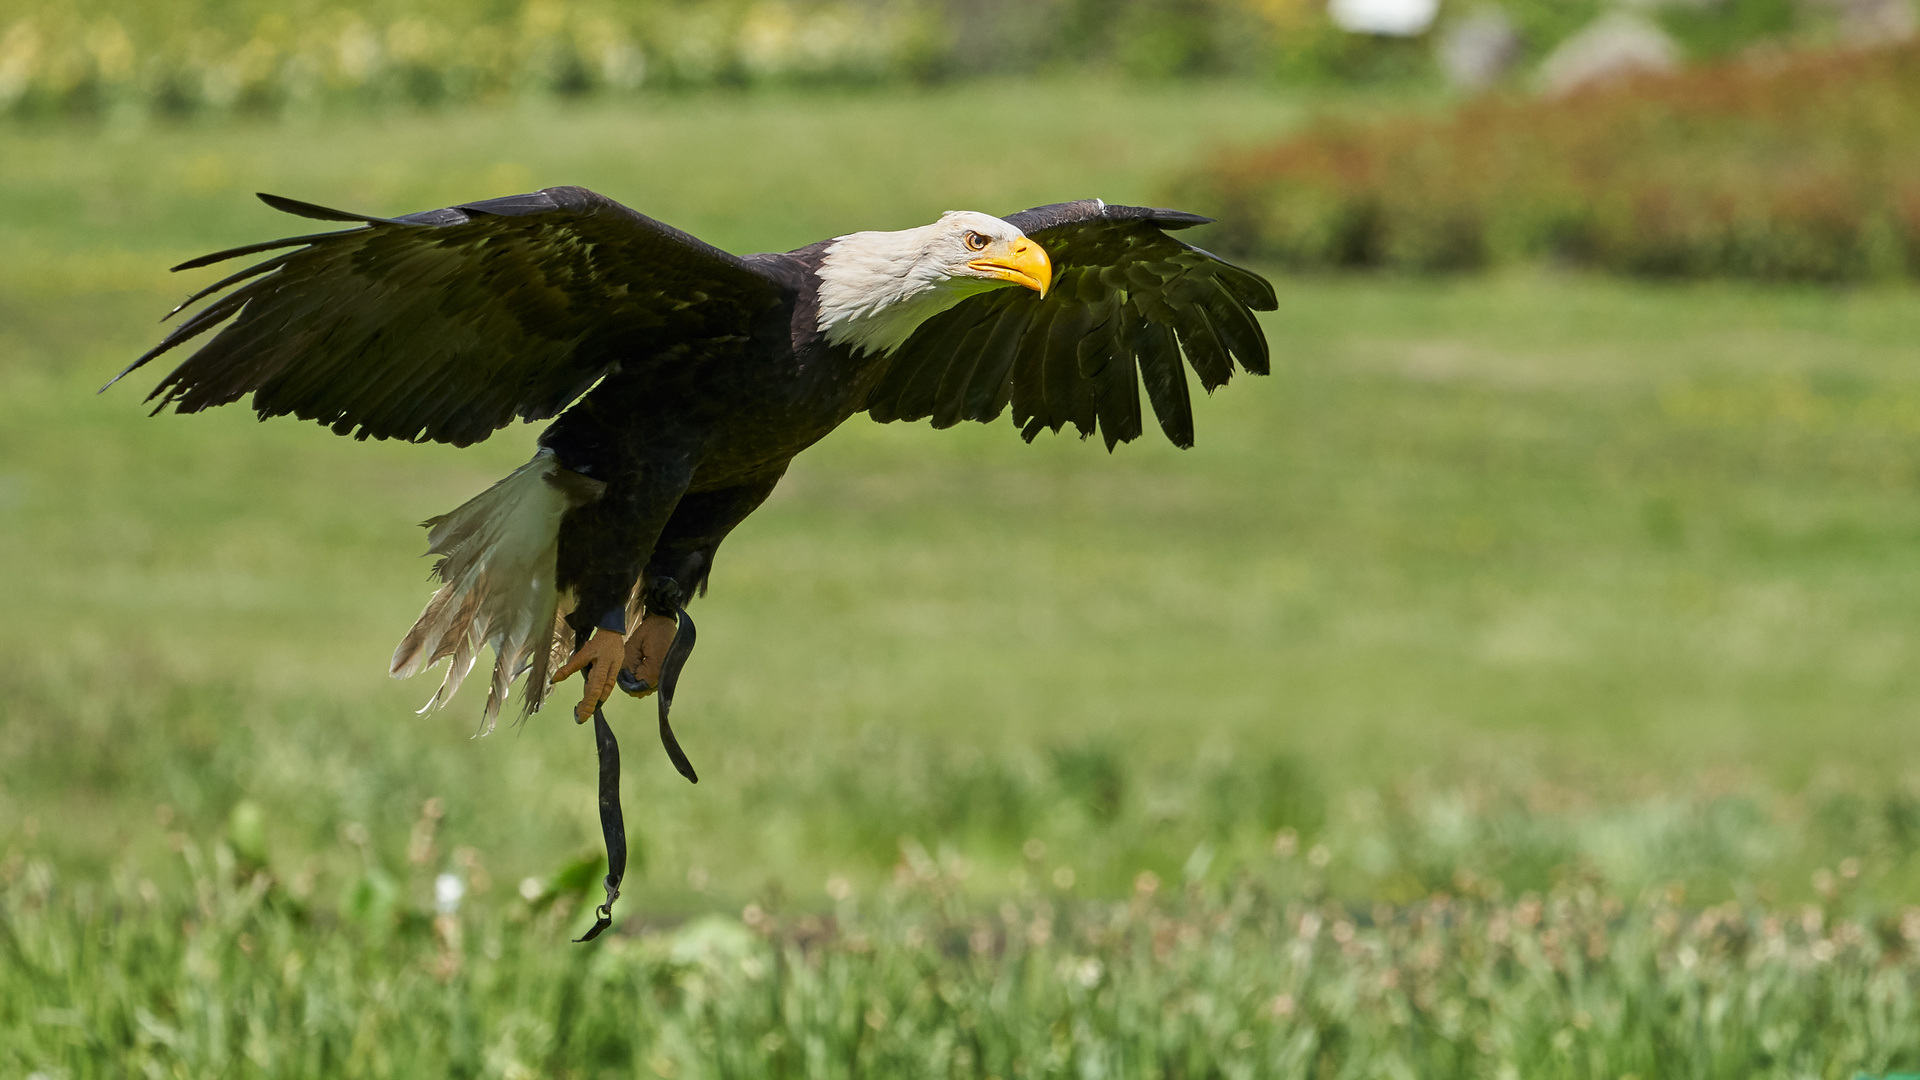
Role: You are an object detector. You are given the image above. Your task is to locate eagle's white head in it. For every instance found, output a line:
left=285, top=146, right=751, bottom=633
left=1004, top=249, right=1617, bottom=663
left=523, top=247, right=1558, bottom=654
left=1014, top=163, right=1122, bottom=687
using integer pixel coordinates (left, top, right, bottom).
left=815, top=210, right=1053, bottom=357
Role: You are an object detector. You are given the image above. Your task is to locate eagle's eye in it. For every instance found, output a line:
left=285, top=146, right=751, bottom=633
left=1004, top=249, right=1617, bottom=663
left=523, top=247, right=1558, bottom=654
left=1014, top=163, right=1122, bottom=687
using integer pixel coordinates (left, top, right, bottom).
left=963, top=231, right=989, bottom=252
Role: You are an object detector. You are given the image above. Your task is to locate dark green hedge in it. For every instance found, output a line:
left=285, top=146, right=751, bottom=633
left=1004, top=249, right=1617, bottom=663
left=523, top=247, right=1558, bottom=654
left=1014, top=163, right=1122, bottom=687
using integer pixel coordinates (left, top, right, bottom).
left=1179, top=42, right=1920, bottom=281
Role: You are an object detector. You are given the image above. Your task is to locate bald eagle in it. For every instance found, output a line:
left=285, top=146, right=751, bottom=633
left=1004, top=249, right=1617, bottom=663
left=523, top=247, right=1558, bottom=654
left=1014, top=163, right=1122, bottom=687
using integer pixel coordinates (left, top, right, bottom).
left=111, top=188, right=1275, bottom=743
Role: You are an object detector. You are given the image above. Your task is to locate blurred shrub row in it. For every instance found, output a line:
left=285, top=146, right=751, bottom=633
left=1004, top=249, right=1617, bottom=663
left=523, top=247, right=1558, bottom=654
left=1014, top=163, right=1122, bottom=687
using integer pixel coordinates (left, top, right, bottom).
left=0, top=0, right=1861, bottom=119
left=1180, top=42, right=1920, bottom=282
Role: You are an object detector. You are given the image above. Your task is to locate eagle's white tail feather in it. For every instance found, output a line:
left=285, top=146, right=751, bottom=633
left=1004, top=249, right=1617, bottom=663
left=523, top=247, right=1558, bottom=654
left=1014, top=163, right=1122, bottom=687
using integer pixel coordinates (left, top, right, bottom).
left=390, top=448, right=603, bottom=734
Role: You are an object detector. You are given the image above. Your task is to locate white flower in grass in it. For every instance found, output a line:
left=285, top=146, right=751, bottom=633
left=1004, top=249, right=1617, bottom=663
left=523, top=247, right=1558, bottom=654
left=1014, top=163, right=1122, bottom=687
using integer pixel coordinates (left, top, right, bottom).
left=434, top=872, right=464, bottom=915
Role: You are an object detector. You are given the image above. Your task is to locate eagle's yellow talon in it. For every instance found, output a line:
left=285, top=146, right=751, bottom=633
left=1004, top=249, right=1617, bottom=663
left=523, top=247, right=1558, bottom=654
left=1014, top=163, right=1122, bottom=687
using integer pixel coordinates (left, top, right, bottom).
left=619, top=613, right=678, bottom=699
left=554, top=627, right=626, bottom=723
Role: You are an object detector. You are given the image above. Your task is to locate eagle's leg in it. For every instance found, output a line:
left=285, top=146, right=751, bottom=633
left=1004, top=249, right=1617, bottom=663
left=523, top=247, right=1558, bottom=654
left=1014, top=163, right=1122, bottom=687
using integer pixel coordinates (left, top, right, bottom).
left=548, top=440, right=700, bottom=724
left=615, top=472, right=787, bottom=700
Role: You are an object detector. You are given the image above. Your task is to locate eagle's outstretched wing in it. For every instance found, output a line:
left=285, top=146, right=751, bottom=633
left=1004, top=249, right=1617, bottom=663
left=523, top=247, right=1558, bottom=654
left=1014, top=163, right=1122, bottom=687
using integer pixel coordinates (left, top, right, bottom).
left=108, top=187, right=789, bottom=447
left=864, top=200, right=1276, bottom=450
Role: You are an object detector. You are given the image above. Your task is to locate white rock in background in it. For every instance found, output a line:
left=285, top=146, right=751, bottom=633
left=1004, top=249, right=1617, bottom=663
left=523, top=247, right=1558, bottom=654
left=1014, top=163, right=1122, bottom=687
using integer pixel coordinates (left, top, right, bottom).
left=1331, top=0, right=1442, bottom=36
left=1536, top=11, right=1681, bottom=95
left=1438, top=9, right=1523, bottom=88
left=1816, top=0, right=1919, bottom=43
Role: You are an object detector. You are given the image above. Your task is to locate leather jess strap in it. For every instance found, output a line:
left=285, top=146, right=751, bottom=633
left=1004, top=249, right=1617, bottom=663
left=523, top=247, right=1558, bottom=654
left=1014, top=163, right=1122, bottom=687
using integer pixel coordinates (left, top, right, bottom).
left=655, top=605, right=699, bottom=784
left=575, top=604, right=699, bottom=944
left=573, top=704, right=626, bottom=943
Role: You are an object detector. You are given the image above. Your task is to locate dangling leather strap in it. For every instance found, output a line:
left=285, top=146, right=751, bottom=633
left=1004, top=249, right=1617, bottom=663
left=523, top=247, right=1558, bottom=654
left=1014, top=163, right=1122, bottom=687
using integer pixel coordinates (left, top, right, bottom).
left=575, top=605, right=699, bottom=944
left=573, top=705, right=625, bottom=943
left=656, top=604, right=699, bottom=784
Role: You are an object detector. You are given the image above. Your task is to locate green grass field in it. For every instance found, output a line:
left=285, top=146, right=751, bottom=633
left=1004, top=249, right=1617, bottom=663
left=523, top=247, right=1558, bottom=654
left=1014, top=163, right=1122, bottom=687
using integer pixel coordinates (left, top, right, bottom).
left=8, top=83, right=1920, bottom=1075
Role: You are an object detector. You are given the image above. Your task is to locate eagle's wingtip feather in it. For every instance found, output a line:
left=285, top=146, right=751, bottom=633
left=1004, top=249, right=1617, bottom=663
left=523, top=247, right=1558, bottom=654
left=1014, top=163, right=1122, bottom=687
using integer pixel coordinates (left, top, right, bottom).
left=257, top=191, right=389, bottom=224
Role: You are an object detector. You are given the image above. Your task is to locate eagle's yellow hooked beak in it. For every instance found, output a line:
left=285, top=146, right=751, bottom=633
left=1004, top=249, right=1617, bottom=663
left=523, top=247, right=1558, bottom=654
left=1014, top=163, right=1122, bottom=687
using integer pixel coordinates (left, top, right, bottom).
left=969, top=238, right=1052, bottom=298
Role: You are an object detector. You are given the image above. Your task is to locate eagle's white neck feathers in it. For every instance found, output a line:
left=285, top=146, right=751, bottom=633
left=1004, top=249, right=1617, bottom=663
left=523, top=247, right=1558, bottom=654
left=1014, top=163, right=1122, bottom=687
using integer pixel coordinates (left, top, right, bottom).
left=815, top=211, right=1022, bottom=357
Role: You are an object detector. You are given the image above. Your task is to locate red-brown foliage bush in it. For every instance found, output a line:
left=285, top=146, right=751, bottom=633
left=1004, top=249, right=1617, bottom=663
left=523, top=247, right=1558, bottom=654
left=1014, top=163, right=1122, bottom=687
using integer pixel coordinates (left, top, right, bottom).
left=1180, top=43, right=1920, bottom=280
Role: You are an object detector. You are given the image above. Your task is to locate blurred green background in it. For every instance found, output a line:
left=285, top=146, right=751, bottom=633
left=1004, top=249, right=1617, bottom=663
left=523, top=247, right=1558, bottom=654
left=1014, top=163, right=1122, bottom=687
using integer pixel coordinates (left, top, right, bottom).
left=7, top=2, right=1920, bottom=1074
left=0, top=0, right=1887, bottom=118
left=9, top=68, right=1920, bottom=912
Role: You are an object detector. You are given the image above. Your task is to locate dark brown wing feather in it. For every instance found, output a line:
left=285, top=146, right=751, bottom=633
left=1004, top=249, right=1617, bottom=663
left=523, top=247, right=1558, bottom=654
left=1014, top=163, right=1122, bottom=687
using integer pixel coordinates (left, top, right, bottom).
left=109, top=187, right=788, bottom=447
left=866, top=200, right=1276, bottom=450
